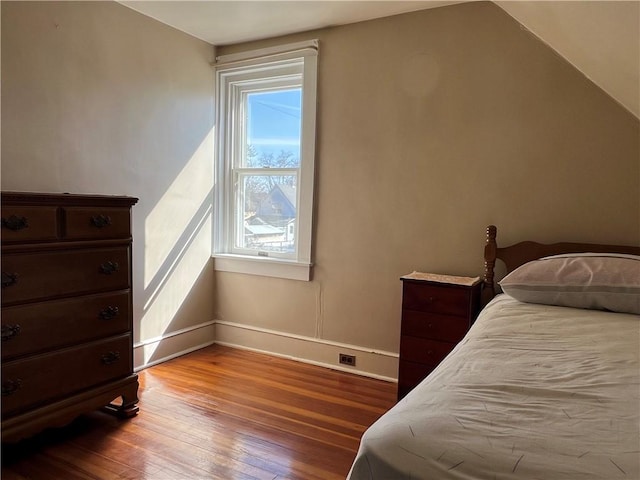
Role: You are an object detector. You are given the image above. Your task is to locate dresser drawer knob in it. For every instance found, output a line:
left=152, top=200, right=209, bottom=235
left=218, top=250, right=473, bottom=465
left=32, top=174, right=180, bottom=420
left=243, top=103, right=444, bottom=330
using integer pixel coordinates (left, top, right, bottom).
left=101, top=351, right=121, bottom=365
left=99, top=261, right=120, bottom=275
left=427, top=350, right=434, bottom=356
left=2, top=379, right=22, bottom=396
left=1, top=215, right=29, bottom=231
left=1, top=272, right=19, bottom=288
left=99, top=306, right=120, bottom=320
left=427, top=323, right=433, bottom=329
left=1, top=324, right=22, bottom=341
left=91, top=215, right=112, bottom=228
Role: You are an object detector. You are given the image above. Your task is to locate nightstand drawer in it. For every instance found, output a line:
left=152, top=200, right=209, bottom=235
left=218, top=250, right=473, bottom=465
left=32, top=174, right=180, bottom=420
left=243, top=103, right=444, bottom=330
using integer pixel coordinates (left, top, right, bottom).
left=397, top=360, right=438, bottom=397
left=401, top=310, right=469, bottom=342
left=400, top=336, right=455, bottom=365
left=402, top=282, right=470, bottom=317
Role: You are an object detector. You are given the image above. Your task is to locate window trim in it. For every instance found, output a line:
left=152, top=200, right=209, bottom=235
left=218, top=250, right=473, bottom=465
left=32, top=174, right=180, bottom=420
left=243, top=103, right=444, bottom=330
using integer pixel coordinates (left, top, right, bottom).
left=213, top=253, right=312, bottom=281
left=213, top=40, right=318, bottom=281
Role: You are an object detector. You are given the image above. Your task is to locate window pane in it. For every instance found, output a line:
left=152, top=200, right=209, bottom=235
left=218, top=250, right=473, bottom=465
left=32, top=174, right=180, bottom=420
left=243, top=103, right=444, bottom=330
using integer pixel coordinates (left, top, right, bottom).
left=236, top=174, right=297, bottom=254
left=245, top=89, right=301, bottom=168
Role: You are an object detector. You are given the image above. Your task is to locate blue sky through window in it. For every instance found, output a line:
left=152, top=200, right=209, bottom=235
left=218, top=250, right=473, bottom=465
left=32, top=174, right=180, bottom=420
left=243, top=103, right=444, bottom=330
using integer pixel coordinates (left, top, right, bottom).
left=247, top=89, right=301, bottom=163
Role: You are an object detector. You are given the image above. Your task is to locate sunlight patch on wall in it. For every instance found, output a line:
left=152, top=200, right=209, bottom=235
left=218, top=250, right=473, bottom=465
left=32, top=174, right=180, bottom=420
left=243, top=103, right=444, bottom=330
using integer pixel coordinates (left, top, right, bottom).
left=140, top=128, right=214, bottom=364
left=144, top=129, right=214, bottom=289
left=140, top=212, right=212, bottom=363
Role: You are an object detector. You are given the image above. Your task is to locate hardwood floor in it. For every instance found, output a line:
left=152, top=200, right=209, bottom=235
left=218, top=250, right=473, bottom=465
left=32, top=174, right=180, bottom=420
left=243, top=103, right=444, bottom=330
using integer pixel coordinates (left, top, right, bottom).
left=2, top=345, right=397, bottom=480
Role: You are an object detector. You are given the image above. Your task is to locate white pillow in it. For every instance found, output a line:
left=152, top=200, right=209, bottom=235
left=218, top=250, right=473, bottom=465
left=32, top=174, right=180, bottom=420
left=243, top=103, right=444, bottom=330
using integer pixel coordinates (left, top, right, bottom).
left=499, top=253, right=640, bottom=314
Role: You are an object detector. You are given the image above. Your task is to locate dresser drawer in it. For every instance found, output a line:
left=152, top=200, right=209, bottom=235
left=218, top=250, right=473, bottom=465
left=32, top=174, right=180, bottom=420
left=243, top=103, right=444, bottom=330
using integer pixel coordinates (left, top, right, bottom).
left=1, top=247, right=130, bottom=305
left=399, top=335, right=455, bottom=365
left=1, top=334, right=132, bottom=416
left=401, top=310, right=469, bottom=342
left=2, top=291, right=131, bottom=360
left=402, top=282, right=470, bottom=317
left=1, top=206, right=58, bottom=243
left=64, top=207, right=131, bottom=240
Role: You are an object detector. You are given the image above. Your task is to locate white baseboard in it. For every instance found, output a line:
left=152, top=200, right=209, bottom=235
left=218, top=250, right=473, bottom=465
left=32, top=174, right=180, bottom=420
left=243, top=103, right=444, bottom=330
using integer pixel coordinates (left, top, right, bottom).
left=214, top=320, right=399, bottom=382
left=133, top=321, right=216, bottom=371
left=133, top=319, right=399, bottom=383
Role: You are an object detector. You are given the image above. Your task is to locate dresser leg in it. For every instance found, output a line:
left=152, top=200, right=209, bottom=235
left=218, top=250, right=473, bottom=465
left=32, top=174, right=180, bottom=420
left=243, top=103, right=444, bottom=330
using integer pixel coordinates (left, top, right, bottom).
left=102, top=380, right=139, bottom=418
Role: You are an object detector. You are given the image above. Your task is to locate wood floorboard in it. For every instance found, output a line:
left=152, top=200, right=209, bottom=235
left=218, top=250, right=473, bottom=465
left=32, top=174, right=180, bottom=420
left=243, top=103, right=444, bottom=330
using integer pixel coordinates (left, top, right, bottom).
left=2, top=345, right=397, bottom=479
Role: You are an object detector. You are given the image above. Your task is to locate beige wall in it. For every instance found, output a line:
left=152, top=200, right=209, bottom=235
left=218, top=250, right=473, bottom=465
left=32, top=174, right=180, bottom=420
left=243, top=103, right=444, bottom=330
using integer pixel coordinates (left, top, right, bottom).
left=215, top=2, right=639, bottom=373
left=1, top=1, right=216, bottom=368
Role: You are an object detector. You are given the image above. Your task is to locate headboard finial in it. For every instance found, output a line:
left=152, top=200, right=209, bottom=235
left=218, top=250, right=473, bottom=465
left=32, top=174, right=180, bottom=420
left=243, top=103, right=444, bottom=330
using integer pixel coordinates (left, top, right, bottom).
left=486, top=225, right=496, bottom=242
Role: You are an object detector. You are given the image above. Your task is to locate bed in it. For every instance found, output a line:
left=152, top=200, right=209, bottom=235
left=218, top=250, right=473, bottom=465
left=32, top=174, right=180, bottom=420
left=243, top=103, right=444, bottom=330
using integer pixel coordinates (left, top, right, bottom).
left=348, top=225, right=639, bottom=480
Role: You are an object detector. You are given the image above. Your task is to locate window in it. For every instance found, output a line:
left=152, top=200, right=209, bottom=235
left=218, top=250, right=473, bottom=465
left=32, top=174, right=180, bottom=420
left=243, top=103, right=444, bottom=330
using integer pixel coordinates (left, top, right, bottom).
left=214, top=41, right=318, bottom=281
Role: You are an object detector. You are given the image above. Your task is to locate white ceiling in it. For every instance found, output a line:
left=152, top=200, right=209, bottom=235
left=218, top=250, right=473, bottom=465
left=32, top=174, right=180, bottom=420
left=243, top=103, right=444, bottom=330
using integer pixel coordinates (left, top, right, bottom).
left=119, top=1, right=639, bottom=119
left=120, top=1, right=460, bottom=46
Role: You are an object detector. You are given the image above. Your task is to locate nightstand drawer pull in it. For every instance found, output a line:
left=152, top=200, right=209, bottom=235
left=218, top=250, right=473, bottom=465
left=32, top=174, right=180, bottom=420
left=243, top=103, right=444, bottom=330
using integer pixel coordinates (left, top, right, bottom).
left=2, top=324, right=22, bottom=341
left=2, top=215, right=29, bottom=231
left=99, top=306, right=120, bottom=320
left=91, top=215, right=112, bottom=228
left=99, top=261, right=120, bottom=275
left=101, top=351, right=121, bottom=365
left=2, top=379, right=22, bottom=396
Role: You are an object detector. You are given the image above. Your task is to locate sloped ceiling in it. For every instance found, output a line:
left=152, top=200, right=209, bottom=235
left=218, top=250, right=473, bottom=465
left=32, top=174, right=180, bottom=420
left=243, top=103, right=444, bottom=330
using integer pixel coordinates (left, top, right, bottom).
left=497, top=1, right=639, bottom=119
left=119, top=1, right=640, bottom=119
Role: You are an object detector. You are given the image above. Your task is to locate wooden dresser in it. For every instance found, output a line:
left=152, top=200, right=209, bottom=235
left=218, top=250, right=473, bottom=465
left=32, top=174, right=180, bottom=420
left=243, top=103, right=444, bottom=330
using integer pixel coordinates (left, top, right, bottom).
left=397, top=272, right=481, bottom=400
left=1, top=192, right=139, bottom=442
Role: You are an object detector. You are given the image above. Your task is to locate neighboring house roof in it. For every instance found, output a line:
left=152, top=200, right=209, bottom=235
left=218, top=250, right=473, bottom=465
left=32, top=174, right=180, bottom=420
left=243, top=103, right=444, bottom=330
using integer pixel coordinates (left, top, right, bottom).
left=256, top=184, right=296, bottom=220
left=277, top=185, right=297, bottom=208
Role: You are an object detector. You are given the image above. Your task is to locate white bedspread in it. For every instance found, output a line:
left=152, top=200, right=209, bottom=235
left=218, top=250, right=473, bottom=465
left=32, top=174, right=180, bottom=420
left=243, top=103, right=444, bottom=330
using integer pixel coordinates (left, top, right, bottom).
left=348, top=295, right=640, bottom=479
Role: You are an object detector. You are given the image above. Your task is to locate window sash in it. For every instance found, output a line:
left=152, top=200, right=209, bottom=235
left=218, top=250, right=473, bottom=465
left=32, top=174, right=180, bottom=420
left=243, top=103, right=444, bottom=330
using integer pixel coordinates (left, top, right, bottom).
left=233, top=81, right=302, bottom=170
left=232, top=168, right=299, bottom=259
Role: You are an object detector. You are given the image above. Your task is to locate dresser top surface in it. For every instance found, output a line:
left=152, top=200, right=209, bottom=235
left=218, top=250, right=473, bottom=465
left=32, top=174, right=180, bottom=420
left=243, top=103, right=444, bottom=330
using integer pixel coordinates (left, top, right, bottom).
left=2, top=192, right=138, bottom=207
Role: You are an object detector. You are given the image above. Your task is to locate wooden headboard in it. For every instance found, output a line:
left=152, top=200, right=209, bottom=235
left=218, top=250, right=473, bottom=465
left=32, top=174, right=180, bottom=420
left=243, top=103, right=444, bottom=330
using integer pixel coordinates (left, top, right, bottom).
left=481, top=225, right=640, bottom=306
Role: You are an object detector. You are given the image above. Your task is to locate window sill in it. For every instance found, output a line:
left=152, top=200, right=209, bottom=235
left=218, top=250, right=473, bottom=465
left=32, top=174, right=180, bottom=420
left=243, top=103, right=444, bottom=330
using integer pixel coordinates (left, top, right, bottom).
left=213, top=254, right=312, bottom=281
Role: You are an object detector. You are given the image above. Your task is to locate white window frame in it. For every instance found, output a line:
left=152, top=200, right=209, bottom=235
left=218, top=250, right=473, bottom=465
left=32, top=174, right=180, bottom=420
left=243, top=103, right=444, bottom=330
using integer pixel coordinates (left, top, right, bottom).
left=213, top=40, right=318, bottom=281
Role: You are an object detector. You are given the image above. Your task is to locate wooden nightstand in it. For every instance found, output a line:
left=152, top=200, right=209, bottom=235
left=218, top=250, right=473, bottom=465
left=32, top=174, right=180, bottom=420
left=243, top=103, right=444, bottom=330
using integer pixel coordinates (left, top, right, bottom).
left=397, top=272, right=481, bottom=400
